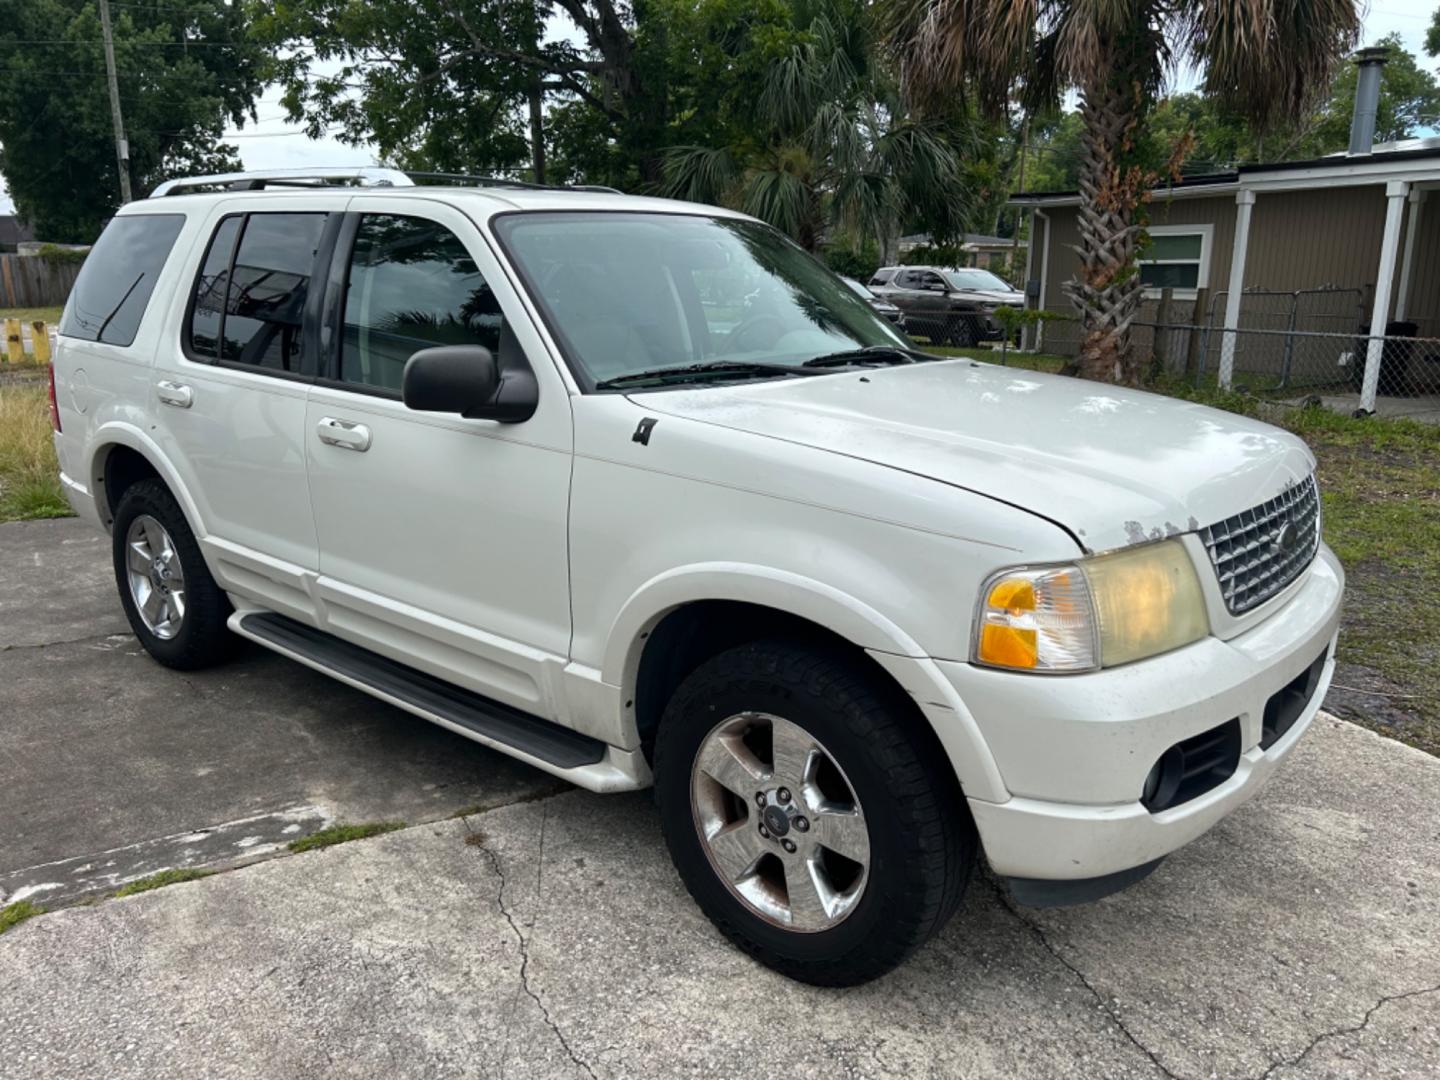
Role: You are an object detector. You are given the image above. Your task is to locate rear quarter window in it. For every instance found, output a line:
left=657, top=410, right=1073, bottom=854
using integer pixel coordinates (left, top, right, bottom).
left=59, top=214, right=185, bottom=347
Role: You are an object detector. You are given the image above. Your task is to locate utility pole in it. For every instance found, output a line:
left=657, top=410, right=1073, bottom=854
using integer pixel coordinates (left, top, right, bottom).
left=1008, top=114, right=1029, bottom=280
left=98, top=0, right=132, bottom=203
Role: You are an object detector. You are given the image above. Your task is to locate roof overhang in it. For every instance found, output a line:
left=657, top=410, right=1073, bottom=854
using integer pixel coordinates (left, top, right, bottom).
left=1009, top=147, right=1440, bottom=207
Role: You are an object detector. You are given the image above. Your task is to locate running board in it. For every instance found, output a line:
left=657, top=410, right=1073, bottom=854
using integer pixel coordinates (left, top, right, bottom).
left=235, top=611, right=609, bottom=772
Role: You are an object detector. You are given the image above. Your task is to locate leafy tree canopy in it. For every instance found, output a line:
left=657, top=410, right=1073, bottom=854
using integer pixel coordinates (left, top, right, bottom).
left=1024, top=35, right=1439, bottom=194
left=0, top=0, right=264, bottom=242
left=658, top=0, right=978, bottom=250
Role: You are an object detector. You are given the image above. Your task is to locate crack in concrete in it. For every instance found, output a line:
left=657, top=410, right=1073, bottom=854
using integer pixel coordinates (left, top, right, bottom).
left=1253, top=983, right=1440, bottom=1079
left=989, top=878, right=1184, bottom=1080
left=465, top=811, right=598, bottom=1080
left=0, top=630, right=129, bottom=653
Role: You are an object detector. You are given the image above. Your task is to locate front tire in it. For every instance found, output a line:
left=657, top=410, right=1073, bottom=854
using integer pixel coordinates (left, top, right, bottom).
left=654, top=640, right=975, bottom=985
left=113, top=479, right=235, bottom=670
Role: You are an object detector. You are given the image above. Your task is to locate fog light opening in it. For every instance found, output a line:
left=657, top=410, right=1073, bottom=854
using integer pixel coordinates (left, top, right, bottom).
left=1141, top=747, right=1184, bottom=811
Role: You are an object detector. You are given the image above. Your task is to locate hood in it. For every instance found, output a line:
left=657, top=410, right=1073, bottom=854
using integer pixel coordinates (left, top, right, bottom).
left=629, top=360, right=1314, bottom=554
left=954, top=288, right=1025, bottom=306
left=867, top=297, right=901, bottom=312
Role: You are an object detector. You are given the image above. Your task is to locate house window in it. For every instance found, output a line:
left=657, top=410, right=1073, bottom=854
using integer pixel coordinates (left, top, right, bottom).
left=1139, top=225, right=1212, bottom=297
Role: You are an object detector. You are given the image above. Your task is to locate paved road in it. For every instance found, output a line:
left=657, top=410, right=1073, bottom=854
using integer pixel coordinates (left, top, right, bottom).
left=1, top=517, right=1437, bottom=1078
left=0, top=518, right=560, bottom=904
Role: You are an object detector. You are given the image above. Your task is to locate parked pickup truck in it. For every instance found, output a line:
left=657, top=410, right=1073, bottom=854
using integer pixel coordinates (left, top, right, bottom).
left=50, top=168, right=1341, bottom=986
left=869, top=265, right=1025, bottom=346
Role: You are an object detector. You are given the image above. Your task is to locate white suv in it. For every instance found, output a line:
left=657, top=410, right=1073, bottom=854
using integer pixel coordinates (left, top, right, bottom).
left=51, top=169, right=1342, bottom=985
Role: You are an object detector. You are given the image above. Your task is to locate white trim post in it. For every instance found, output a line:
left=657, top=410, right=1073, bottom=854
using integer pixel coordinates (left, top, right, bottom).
left=1218, top=190, right=1255, bottom=388
left=1394, top=187, right=1424, bottom=321
left=1360, top=180, right=1410, bottom=413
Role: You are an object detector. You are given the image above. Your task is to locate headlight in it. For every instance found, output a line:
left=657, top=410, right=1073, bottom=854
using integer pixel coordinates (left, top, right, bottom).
left=974, top=540, right=1209, bottom=673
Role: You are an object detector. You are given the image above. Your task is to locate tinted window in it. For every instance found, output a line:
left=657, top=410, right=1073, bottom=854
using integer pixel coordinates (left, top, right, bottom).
left=340, top=214, right=504, bottom=392
left=60, top=214, right=184, bottom=347
left=220, top=213, right=326, bottom=372
left=187, top=215, right=242, bottom=360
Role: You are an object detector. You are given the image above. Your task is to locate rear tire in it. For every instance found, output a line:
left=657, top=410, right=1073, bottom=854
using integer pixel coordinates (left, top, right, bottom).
left=654, top=640, right=975, bottom=986
left=113, top=479, right=235, bottom=670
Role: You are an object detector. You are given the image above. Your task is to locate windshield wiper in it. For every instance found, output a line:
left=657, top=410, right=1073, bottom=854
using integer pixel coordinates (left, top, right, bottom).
left=594, top=360, right=820, bottom=390
left=801, top=345, right=938, bottom=368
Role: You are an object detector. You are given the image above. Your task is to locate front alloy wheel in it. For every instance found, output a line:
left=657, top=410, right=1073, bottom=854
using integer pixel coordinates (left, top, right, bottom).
left=655, top=640, right=976, bottom=986
left=692, top=712, right=870, bottom=932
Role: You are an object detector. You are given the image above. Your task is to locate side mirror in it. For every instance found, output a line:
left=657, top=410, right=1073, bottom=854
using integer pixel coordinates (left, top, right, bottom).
left=402, top=345, right=538, bottom=423
left=924, top=282, right=947, bottom=293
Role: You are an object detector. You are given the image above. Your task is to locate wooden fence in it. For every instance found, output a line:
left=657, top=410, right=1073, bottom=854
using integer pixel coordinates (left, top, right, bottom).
left=0, top=255, right=83, bottom=308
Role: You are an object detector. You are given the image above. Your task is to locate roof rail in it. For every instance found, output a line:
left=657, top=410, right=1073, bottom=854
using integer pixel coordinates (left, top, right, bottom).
left=150, top=167, right=627, bottom=198
left=151, top=167, right=414, bottom=197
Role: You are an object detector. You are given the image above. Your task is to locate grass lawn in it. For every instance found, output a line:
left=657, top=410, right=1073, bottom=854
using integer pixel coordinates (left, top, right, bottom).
left=0, top=383, right=70, bottom=522
left=1166, top=390, right=1440, bottom=757
left=0, top=305, right=64, bottom=326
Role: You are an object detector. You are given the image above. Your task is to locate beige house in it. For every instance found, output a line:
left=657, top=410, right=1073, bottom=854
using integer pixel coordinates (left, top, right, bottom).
left=1010, top=50, right=1440, bottom=414
left=1012, top=137, right=1440, bottom=411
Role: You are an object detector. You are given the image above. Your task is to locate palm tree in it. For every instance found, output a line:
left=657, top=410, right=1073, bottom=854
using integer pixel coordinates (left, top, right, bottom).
left=660, top=0, right=974, bottom=256
left=884, top=0, right=1360, bottom=383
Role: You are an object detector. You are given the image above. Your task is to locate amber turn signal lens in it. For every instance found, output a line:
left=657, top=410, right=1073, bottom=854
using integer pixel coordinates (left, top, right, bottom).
left=975, top=566, right=1097, bottom=672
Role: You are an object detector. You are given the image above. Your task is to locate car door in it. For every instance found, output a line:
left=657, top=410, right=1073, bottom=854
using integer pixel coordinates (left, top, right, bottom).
left=303, top=197, right=574, bottom=716
left=152, top=198, right=345, bottom=621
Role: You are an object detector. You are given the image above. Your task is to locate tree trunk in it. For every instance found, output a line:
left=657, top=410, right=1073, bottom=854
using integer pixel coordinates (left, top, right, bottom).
left=1063, top=81, right=1147, bottom=385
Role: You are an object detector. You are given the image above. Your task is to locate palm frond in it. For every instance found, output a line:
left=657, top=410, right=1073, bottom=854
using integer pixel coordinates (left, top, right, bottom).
left=1180, top=0, right=1361, bottom=129
left=658, top=145, right=739, bottom=207
left=740, top=165, right=813, bottom=240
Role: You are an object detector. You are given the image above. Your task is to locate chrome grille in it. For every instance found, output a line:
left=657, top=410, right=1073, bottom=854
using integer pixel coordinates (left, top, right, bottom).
left=1199, top=476, right=1321, bottom=615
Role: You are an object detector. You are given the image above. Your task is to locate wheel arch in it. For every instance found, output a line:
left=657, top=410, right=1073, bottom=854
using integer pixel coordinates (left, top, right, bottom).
left=606, top=566, right=1001, bottom=801
left=87, top=424, right=203, bottom=536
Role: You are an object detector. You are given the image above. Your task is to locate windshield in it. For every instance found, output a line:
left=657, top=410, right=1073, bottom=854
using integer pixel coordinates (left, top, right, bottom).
left=841, top=276, right=875, bottom=299
left=942, top=269, right=1012, bottom=292
left=493, top=212, right=908, bottom=389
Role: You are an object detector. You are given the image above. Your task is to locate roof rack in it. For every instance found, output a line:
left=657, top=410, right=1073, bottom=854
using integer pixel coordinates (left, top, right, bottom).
left=150, top=167, right=623, bottom=198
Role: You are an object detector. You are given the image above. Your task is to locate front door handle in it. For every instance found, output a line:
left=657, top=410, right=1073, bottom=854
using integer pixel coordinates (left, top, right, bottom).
left=316, top=416, right=372, bottom=452
left=156, top=380, right=193, bottom=408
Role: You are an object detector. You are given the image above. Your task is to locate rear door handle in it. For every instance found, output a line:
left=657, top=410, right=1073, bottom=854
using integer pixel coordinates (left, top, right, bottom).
left=156, top=380, right=192, bottom=408
left=316, top=416, right=372, bottom=452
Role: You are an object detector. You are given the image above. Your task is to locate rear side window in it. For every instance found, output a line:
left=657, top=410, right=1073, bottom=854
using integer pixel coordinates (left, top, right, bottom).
left=59, top=214, right=185, bottom=347
left=339, top=214, right=505, bottom=392
left=187, top=216, right=242, bottom=360
left=185, top=212, right=327, bottom=373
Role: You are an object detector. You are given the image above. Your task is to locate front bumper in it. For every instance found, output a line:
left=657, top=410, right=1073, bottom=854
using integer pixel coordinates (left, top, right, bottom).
left=941, top=544, right=1343, bottom=886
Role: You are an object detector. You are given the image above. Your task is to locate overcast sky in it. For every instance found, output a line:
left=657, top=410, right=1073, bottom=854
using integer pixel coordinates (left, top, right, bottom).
left=1, top=2, right=1433, bottom=217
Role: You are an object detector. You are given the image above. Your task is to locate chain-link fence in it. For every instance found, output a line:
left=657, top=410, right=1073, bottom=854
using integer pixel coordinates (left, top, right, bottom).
left=1131, top=322, right=1440, bottom=420
left=897, top=286, right=1440, bottom=422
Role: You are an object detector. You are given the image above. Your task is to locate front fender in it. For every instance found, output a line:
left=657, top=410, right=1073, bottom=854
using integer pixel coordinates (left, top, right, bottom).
left=601, top=563, right=1009, bottom=803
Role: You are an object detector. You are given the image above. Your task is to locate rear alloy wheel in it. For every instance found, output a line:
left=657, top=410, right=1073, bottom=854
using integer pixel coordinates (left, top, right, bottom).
left=655, top=640, right=975, bottom=985
left=112, top=479, right=235, bottom=670
left=125, top=514, right=187, bottom=641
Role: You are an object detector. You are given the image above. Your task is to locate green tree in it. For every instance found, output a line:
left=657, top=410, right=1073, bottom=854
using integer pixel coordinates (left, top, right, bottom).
left=253, top=0, right=676, bottom=188
left=659, top=0, right=973, bottom=252
left=0, top=0, right=263, bottom=242
left=886, top=0, right=1361, bottom=384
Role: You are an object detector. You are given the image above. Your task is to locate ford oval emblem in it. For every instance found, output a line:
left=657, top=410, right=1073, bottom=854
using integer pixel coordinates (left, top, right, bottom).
left=1273, top=521, right=1297, bottom=553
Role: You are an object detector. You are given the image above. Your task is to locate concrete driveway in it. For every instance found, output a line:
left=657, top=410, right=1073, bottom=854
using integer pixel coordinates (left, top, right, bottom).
left=0, top=519, right=560, bottom=903
left=1, top=518, right=1437, bottom=1078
